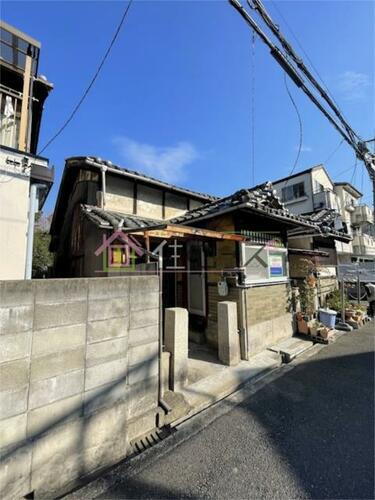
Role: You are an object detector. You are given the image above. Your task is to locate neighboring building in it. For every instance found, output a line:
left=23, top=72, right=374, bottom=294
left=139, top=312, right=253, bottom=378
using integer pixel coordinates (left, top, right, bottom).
left=272, top=164, right=375, bottom=266
left=0, top=21, right=54, bottom=279
left=334, top=182, right=374, bottom=262
left=51, top=156, right=329, bottom=359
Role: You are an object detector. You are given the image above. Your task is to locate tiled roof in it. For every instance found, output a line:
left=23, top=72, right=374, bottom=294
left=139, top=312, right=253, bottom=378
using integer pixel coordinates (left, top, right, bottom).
left=290, top=209, right=352, bottom=241
left=67, top=156, right=218, bottom=201
left=168, top=182, right=316, bottom=228
left=81, top=205, right=162, bottom=230
left=82, top=182, right=319, bottom=232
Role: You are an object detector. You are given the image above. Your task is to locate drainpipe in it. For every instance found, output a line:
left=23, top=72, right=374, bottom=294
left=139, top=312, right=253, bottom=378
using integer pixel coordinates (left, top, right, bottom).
left=101, top=165, right=107, bottom=209
left=25, top=183, right=45, bottom=279
left=139, top=248, right=171, bottom=418
left=237, top=242, right=250, bottom=361
left=157, top=254, right=172, bottom=416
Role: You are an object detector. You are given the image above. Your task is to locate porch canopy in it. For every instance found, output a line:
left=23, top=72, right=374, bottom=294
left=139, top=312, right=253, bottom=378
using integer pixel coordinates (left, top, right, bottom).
left=80, top=204, right=246, bottom=242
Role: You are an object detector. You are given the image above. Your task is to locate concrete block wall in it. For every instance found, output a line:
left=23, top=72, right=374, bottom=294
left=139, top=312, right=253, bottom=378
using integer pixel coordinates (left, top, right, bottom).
left=206, top=282, right=240, bottom=348
left=244, top=283, right=293, bottom=356
left=0, top=276, right=159, bottom=498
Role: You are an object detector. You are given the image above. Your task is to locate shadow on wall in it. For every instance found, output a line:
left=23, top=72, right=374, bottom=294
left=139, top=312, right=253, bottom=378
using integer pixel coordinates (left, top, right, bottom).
left=78, top=330, right=374, bottom=500
left=1, top=358, right=159, bottom=499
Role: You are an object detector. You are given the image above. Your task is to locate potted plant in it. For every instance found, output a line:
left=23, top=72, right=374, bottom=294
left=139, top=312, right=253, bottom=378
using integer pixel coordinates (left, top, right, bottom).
left=309, top=319, right=320, bottom=336
left=296, top=312, right=309, bottom=334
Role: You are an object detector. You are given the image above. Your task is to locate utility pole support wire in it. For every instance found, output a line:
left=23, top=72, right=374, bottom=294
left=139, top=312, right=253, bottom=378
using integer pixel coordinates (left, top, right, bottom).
left=229, top=0, right=375, bottom=217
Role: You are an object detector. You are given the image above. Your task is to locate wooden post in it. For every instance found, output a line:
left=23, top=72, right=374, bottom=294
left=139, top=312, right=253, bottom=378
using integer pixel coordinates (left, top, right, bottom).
left=18, top=54, right=32, bottom=152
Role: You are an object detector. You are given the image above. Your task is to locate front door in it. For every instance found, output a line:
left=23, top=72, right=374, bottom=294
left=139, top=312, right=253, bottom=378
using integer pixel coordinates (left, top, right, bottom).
left=187, top=241, right=206, bottom=316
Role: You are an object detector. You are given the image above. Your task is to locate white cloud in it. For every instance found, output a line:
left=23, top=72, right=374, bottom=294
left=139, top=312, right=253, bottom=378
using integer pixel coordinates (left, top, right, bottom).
left=295, top=145, right=312, bottom=153
left=337, top=71, right=370, bottom=100
left=113, top=137, right=198, bottom=183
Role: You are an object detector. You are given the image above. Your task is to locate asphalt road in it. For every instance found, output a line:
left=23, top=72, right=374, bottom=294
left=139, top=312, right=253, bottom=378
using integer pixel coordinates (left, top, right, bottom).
left=68, top=322, right=374, bottom=499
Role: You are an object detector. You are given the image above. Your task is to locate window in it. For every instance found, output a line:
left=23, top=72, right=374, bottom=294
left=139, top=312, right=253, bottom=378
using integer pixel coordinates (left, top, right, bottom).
left=0, top=92, right=22, bottom=149
left=242, top=243, right=288, bottom=284
left=281, top=182, right=305, bottom=202
left=314, top=180, right=324, bottom=193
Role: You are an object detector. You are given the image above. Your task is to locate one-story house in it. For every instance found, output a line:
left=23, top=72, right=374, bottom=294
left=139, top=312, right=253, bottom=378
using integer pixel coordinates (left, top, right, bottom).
left=51, top=156, right=331, bottom=359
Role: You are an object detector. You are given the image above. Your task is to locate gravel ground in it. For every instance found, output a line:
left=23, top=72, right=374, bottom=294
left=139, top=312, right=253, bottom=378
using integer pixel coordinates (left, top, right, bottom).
left=67, top=322, right=374, bottom=499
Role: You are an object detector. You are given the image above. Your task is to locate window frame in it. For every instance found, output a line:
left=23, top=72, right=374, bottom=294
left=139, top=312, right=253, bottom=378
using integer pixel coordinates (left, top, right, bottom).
left=241, top=243, right=289, bottom=285
left=281, top=181, right=306, bottom=202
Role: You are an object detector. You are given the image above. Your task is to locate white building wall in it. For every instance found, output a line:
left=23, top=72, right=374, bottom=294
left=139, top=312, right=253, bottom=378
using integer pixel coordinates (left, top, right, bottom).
left=273, top=171, right=314, bottom=215
left=0, top=153, right=30, bottom=279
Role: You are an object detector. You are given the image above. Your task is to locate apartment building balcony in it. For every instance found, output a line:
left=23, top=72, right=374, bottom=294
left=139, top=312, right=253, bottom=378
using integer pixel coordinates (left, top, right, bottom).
left=313, top=188, right=337, bottom=211
left=353, top=233, right=375, bottom=257
left=352, top=204, right=374, bottom=226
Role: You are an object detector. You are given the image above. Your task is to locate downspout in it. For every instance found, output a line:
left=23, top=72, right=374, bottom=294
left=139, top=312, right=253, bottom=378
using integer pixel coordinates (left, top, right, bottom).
left=100, top=165, right=107, bottom=209
left=25, top=183, right=45, bottom=279
left=238, top=241, right=250, bottom=360
left=157, top=254, right=172, bottom=416
left=139, top=247, right=171, bottom=418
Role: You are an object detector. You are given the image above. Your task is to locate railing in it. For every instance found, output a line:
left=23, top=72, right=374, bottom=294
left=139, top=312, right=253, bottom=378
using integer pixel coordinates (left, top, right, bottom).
left=312, top=189, right=337, bottom=210
left=352, top=205, right=374, bottom=225
left=0, top=86, right=22, bottom=149
left=352, top=233, right=375, bottom=257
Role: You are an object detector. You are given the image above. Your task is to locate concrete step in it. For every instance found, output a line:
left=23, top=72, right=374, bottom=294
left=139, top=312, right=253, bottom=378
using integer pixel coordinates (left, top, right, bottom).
left=268, top=336, right=314, bottom=363
left=173, top=351, right=282, bottom=425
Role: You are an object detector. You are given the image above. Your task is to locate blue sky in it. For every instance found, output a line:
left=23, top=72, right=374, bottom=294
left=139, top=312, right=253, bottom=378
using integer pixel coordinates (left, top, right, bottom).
left=3, top=0, right=374, bottom=214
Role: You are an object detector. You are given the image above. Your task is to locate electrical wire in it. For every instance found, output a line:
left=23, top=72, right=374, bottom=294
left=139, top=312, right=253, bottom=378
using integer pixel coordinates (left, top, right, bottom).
left=268, top=0, right=346, bottom=121
left=283, top=71, right=302, bottom=186
left=334, top=161, right=358, bottom=179
left=246, top=0, right=360, bottom=149
left=250, top=30, right=256, bottom=186
left=360, top=163, right=364, bottom=196
left=350, top=158, right=358, bottom=185
left=38, top=0, right=134, bottom=155
left=323, top=138, right=344, bottom=164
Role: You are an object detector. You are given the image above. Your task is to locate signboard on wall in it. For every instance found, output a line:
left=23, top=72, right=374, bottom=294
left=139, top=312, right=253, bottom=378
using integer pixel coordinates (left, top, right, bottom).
left=269, top=253, right=283, bottom=276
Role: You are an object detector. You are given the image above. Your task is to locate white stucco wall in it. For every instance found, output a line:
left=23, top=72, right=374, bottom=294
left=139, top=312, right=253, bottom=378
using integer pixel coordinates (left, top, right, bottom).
left=103, top=173, right=206, bottom=221
left=105, top=175, right=134, bottom=214
left=0, top=162, right=29, bottom=279
left=273, top=171, right=314, bottom=215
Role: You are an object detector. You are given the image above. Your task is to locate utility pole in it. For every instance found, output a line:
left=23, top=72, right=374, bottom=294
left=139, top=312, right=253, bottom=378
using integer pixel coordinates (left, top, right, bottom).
left=229, top=0, right=375, bottom=218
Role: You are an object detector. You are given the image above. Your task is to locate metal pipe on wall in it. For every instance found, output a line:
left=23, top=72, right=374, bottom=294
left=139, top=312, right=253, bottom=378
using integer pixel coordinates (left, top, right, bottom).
left=101, top=165, right=107, bottom=209
left=25, top=183, right=45, bottom=279
left=157, top=254, right=172, bottom=416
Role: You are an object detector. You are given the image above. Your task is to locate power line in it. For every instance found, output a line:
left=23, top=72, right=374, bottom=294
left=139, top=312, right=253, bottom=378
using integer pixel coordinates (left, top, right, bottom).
left=38, top=0, right=134, bottom=155
left=250, top=30, right=256, bottom=186
left=268, top=0, right=346, bottom=121
left=283, top=72, right=303, bottom=186
left=244, top=0, right=360, bottom=151
left=323, top=138, right=344, bottom=164
left=334, top=161, right=357, bottom=179
left=350, top=158, right=358, bottom=185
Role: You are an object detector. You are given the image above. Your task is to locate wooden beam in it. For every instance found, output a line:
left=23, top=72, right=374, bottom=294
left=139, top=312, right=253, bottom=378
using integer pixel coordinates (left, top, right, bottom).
left=18, top=54, right=32, bottom=152
left=129, top=224, right=245, bottom=241
left=162, top=191, right=166, bottom=219
left=133, top=181, right=137, bottom=215
left=164, top=225, right=245, bottom=241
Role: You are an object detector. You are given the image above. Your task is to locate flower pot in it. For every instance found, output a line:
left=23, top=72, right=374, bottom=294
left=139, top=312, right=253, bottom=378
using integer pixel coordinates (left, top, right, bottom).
left=318, top=326, right=331, bottom=339
left=297, top=319, right=309, bottom=335
left=310, top=325, right=319, bottom=336
left=345, top=311, right=355, bottom=320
